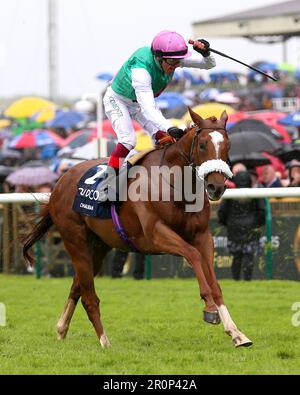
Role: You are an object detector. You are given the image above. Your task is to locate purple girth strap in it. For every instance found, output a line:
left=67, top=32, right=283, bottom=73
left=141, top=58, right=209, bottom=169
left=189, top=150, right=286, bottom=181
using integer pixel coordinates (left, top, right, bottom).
left=111, top=204, right=140, bottom=252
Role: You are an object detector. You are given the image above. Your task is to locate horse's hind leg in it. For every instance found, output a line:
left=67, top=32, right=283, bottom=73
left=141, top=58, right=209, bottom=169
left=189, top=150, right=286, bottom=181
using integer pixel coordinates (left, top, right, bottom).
left=56, top=275, right=81, bottom=340
left=58, top=230, right=111, bottom=347
left=56, top=243, right=109, bottom=341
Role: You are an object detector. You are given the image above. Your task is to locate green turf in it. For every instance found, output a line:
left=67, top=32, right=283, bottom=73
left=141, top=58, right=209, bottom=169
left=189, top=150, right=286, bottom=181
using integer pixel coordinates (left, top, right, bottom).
left=0, top=275, right=299, bottom=374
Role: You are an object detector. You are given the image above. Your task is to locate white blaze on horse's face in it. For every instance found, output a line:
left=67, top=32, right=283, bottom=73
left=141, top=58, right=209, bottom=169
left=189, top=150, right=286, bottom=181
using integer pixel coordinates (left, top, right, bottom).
left=209, top=131, right=224, bottom=158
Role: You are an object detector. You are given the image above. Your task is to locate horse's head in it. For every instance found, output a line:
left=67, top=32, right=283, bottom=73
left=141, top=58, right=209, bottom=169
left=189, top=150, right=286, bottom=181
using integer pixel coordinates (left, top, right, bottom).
left=186, top=107, right=232, bottom=201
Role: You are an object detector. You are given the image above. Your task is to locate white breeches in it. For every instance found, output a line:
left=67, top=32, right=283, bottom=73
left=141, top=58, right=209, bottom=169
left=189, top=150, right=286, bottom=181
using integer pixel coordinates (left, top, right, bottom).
left=103, top=86, right=161, bottom=150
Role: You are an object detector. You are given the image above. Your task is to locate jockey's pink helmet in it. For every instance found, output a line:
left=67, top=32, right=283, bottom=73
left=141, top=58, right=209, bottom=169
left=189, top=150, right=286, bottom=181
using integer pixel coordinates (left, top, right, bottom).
left=151, top=30, right=192, bottom=59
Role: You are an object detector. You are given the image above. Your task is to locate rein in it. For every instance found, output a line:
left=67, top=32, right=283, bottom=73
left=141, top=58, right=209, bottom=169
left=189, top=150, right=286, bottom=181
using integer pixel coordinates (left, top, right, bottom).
left=160, top=126, right=227, bottom=170
left=186, top=127, right=227, bottom=171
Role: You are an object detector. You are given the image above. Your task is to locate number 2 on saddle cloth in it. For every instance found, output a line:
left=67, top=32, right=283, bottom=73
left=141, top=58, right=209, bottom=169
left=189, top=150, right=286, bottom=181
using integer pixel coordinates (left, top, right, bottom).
left=72, top=163, right=131, bottom=219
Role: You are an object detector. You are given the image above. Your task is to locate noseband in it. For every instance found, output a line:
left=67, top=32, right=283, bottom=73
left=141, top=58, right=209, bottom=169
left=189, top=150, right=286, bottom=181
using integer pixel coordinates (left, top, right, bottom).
left=179, top=127, right=233, bottom=180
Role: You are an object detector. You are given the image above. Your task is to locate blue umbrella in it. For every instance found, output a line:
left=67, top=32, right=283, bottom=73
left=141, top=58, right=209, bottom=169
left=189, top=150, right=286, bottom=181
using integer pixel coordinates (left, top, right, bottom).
left=96, top=72, right=114, bottom=81
left=155, top=92, right=186, bottom=110
left=209, top=71, right=238, bottom=83
left=278, top=112, right=300, bottom=127
left=295, top=70, right=300, bottom=80
left=46, top=110, right=86, bottom=129
left=182, top=69, right=205, bottom=85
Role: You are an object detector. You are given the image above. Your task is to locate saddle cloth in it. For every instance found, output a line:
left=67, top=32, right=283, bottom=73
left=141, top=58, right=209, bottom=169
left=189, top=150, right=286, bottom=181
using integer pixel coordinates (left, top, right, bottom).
left=72, top=163, right=120, bottom=219
left=72, top=149, right=155, bottom=219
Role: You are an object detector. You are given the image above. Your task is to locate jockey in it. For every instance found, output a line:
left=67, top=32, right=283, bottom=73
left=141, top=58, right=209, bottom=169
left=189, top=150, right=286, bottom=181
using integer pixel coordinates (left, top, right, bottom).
left=101, top=30, right=216, bottom=198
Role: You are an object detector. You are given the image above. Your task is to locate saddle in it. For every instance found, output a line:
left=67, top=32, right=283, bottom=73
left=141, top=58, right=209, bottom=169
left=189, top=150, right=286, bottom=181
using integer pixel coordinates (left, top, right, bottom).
left=72, top=149, right=156, bottom=219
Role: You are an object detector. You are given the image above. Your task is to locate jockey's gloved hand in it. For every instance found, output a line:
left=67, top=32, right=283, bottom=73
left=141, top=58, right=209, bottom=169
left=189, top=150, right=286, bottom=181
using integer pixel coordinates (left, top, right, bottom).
left=167, top=127, right=184, bottom=140
left=194, top=39, right=211, bottom=57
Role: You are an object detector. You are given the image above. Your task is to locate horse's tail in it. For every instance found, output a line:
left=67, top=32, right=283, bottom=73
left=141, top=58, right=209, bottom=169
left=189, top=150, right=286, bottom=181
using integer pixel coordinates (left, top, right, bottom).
left=23, top=204, right=53, bottom=266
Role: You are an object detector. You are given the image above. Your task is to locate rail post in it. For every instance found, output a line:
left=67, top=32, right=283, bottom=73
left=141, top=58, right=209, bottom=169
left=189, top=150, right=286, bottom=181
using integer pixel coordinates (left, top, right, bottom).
left=145, top=255, right=152, bottom=280
left=264, top=198, right=273, bottom=279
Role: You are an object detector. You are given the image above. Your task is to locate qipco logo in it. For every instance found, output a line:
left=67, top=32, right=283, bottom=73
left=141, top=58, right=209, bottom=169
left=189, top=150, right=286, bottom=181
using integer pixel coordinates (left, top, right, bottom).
left=0, top=303, right=6, bottom=327
left=291, top=302, right=300, bottom=327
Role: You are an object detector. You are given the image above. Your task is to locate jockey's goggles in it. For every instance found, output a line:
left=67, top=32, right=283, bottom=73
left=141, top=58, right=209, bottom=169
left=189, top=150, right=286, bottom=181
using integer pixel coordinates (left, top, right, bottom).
left=163, top=58, right=182, bottom=66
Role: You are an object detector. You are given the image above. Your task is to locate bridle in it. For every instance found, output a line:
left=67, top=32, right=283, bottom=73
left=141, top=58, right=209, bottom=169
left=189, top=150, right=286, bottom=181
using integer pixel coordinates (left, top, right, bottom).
left=159, top=125, right=232, bottom=188
left=179, top=126, right=228, bottom=171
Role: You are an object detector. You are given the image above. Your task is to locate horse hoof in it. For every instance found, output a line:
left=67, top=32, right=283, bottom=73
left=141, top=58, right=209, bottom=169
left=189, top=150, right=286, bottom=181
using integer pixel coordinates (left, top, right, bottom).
left=203, top=310, right=221, bottom=325
left=56, top=325, right=67, bottom=340
left=233, top=336, right=253, bottom=348
left=100, top=334, right=112, bottom=348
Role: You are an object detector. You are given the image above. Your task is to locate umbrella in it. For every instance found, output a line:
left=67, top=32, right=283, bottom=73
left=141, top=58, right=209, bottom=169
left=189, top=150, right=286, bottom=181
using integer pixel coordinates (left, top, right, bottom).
left=230, top=152, right=271, bottom=167
left=199, top=88, right=220, bottom=101
left=6, top=166, right=57, bottom=186
left=155, top=92, right=187, bottom=110
left=71, top=138, right=116, bottom=160
left=182, top=69, right=205, bottom=85
left=135, top=131, right=153, bottom=151
left=182, top=102, right=236, bottom=124
left=61, top=128, right=117, bottom=150
left=0, top=149, right=22, bottom=161
left=229, top=119, right=283, bottom=140
left=46, top=110, right=86, bottom=129
left=0, top=165, right=16, bottom=176
left=96, top=72, right=114, bottom=81
left=4, top=97, right=56, bottom=119
left=274, top=142, right=300, bottom=162
left=61, top=130, right=97, bottom=150
left=256, top=152, right=286, bottom=180
left=31, top=107, right=60, bottom=122
left=229, top=131, right=280, bottom=157
left=209, top=71, right=239, bottom=83
left=0, top=119, right=11, bottom=129
left=278, top=112, right=300, bottom=127
left=215, top=92, right=240, bottom=104
left=8, top=129, right=65, bottom=149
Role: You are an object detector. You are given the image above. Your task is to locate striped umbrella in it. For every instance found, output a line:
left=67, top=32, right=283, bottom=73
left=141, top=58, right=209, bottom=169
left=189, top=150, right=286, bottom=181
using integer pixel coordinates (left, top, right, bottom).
left=8, top=129, right=65, bottom=149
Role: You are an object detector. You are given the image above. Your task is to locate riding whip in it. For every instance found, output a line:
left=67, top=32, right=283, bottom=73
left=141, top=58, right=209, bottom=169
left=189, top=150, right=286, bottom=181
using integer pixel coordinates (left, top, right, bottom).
left=188, top=39, right=278, bottom=82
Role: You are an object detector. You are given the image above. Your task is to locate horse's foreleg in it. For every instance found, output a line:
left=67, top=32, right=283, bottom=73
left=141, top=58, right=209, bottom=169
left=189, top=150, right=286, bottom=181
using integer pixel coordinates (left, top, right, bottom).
left=147, top=220, right=216, bottom=308
left=56, top=276, right=81, bottom=340
left=194, top=232, right=252, bottom=347
left=217, top=305, right=253, bottom=347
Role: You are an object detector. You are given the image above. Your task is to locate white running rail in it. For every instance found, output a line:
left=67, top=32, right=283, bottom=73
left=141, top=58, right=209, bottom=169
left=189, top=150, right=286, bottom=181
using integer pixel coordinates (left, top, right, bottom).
left=0, top=188, right=299, bottom=203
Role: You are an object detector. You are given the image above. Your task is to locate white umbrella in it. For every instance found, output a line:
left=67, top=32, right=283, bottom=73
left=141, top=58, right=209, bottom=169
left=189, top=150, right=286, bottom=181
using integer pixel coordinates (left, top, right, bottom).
left=72, top=138, right=116, bottom=160
left=6, top=166, right=57, bottom=186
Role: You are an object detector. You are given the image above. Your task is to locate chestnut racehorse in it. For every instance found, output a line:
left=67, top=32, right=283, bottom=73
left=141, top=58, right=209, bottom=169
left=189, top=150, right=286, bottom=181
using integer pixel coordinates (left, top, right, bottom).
left=23, top=108, right=252, bottom=348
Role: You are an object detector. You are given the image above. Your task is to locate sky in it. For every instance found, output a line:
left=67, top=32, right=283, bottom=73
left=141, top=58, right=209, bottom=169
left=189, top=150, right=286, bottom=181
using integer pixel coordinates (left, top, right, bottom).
left=0, top=0, right=299, bottom=99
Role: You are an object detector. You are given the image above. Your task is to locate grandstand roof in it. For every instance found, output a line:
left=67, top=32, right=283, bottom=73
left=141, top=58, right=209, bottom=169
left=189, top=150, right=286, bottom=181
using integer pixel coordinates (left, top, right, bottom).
left=192, top=0, right=300, bottom=39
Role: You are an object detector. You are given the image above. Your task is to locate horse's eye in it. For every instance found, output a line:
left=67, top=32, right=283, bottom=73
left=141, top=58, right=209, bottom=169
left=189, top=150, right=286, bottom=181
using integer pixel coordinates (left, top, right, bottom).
left=199, top=142, right=206, bottom=151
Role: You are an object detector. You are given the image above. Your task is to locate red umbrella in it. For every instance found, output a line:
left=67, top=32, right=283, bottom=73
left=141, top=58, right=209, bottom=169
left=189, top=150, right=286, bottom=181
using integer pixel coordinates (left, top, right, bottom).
left=256, top=152, right=287, bottom=181
left=62, top=130, right=97, bottom=148
left=247, top=112, right=291, bottom=144
left=8, top=129, right=65, bottom=149
left=227, top=111, right=247, bottom=125
left=62, top=122, right=144, bottom=149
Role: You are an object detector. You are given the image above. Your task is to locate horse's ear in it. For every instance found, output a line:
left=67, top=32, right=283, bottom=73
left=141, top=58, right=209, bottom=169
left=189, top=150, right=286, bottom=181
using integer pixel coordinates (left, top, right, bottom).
left=220, top=111, right=228, bottom=126
left=188, top=106, right=203, bottom=126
